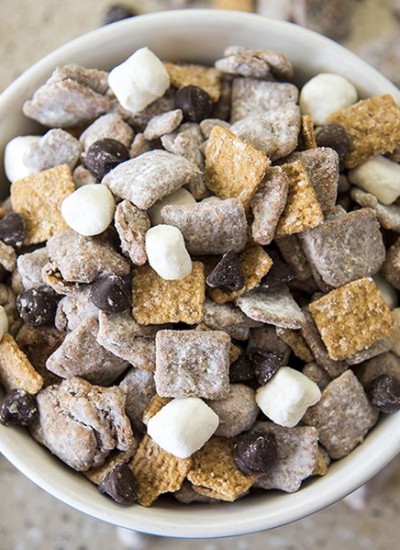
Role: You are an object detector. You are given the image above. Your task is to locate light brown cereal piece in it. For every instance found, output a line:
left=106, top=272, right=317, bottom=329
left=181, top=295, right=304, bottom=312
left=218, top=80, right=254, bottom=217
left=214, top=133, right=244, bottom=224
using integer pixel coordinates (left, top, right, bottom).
left=312, top=447, right=331, bottom=477
left=229, top=343, right=242, bottom=364
left=144, top=109, right=183, bottom=140
left=204, top=299, right=263, bottom=332
left=129, top=133, right=158, bottom=159
left=0, top=241, right=16, bottom=273
left=164, top=62, right=222, bottom=102
left=253, top=422, right=319, bottom=493
left=302, top=362, right=332, bottom=391
left=132, top=263, right=205, bottom=325
left=174, top=481, right=221, bottom=504
left=161, top=122, right=204, bottom=169
left=0, top=283, right=22, bottom=336
left=236, top=285, right=305, bottom=329
left=142, top=395, right=172, bottom=426
left=11, top=165, right=75, bottom=245
left=129, top=435, right=192, bottom=507
left=300, top=114, right=317, bottom=149
left=79, top=112, right=134, bottom=151
left=155, top=329, right=230, bottom=399
left=161, top=199, right=248, bottom=256
left=209, top=245, right=273, bottom=304
left=309, top=278, right=393, bottom=361
left=276, top=327, right=314, bottom=363
left=97, top=311, right=156, bottom=370
left=102, top=150, right=201, bottom=210
left=328, top=94, right=400, bottom=168
left=23, top=129, right=82, bottom=172
left=346, top=339, right=391, bottom=366
left=46, top=230, right=130, bottom=284
left=212, top=0, right=254, bottom=11
left=11, top=270, right=24, bottom=295
left=17, top=248, right=49, bottom=290
left=351, top=187, right=400, bottom=232
left=72, top=165, right=96, bottom=187
left=119, top=368, right=156, bottom=434
left=46, top=318, right=128, bottom=385
left=47, top=64, right=109, bottom=94
left=222, top=46, right=293, bottom=80
left=200, top=118, right=231, bottom=139
left=0, top=333, right=43, bottom=394
left=32, top=377, right=136, bottom=471
left=205, top=126, right=270, bottom=207
left=251, top=166, right=290, bottom=245
left=230, top=78, right=299, bottom=123
left=303, top=370, right=379, bottom=459
left=42, top=262, right=81, bottom=295
left=275, top=161, right=324, bottom=238
left=84, top=449, right=136, bottom=486
left=275, top=234, right=313, bottom=282
left=55, top=286, right=99, bottom=332
left=353, top=352, right=400, bottom=387
left=114, top=200, right=150, bottom=266
left=288, top=147, right=339, bottom=214
left=188, top=437, right=257, bottom=502
left=191, top=485, right=250, bottom=501
left=247, top=325, right=291, bottom=364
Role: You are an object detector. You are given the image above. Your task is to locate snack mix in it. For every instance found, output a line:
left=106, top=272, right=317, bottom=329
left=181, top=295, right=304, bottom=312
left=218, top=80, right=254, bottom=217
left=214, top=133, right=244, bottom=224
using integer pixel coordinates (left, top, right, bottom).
left=1, top=43, right=400, bottom=508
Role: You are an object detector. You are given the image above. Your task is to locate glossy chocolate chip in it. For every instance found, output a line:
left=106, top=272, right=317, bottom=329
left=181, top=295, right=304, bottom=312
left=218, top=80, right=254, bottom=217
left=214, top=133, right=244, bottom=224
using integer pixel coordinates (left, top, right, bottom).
left=85, top=138, right=130, bottom=180
left=234, top=431, right=278, bottom=475
left=98, top=464, right=138, bottom=505
left=366, top=374, right=400, bottom=414
left=174, top=85, right=213, bottom=123
left=261, top=251, right=294, bottom=291
left=90, top=274, right=131, bottom=313
left=315, top=124, right=351, bottom=168
left=248, top=347, right=283, bottom=385
left=206, top=251, right=245, bottom=291
left=102, top=4, right=136, bottom=26
left=16, top=287, right=58, bottom=326
left=0, top=212, right=25, bottom=248
left=0, top=389, right=38, bottom=427
left=229, top=354, right=255, bottom=383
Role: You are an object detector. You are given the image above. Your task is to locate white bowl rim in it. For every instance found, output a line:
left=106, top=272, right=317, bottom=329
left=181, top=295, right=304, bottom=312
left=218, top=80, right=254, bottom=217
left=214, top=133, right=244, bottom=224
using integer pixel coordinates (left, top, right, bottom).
left=0, top=9, right=400, bottom=539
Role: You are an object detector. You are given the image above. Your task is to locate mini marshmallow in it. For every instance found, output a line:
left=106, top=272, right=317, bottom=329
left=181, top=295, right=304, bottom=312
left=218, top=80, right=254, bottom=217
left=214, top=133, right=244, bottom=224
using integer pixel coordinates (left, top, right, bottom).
left=373, top=274, right=398, bottom=309
left=348, top=155, right=400, bottom=205
left=61, top=184, right=115, bottom=237
left=256, top=366, right=321, bottom=428
left=147, top=397, right=219, bottom=458
left=148, top=188, right=196, bottom=226
left=108, top=47, right=170, bottom=114
left=299, top=73, right=357, bottom=125
left=145, top=224, right=192, bottom=280
left=0, top=305, right=8, bottom=342
left=4, top=136, right=41, bottom=182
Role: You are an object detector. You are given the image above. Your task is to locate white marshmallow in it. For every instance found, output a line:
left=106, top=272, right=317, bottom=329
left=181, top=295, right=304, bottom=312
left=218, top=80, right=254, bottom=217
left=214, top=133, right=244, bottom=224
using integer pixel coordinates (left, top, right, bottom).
left=299, top=73, right=358, bottom=125
left=147, top=397, right=219, bottom=458
left=108, top=47, right=170, bottom=114
left=145, top=224, right=192, bottom=280
left=348, top=155, right=400, bottom=205
left=256, top=367, right=321, bottom=428
left=148, top=188, right=196, bottom=225
left=4, top=135, right=41, bottom=182
left=0, top=305, right=8, bottom=342
left=373, top=275, right=398, bottom=310
left=61, top=184, right=115, bottom=237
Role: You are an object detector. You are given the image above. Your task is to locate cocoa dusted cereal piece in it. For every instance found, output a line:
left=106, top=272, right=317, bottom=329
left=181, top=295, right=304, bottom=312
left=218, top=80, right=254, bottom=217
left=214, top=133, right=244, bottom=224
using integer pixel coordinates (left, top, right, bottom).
left=155, top=329, right=230, bottom=399
left=353, top=352, right=400, bottom=388
left=22, top=129, right=82, bottom=172
left=119, top=368, right=156, bottom=434
left=11, top=165, right=75, bottom=245
left=314, top=124, right=351, bottom=168
left=0, top=333, right=43, bottom=394
left=174, top=481, right=220, bottom=504
left=161, top=122, right=204, bottom=168
left=114, top=200, right=150, bottom=266
left=17, top=248, right=49, bottom=290
left=203, top=299, right=263, bottom=334
left=351, top=187, right=400, bottom=232
left=302, top=363, right=332, bottom=391
left=275, top=234, right=313, bottom=282
left=55, top=286, right=99, bottom=332
left=164, top=62, right=222, bottom=103
left=276, top=327, right=314, bottom=363
left=303, top=370, right=379, bottom=459
left=143, top=109, right=183, bottom=140
left=200, top=118, right=231, bottom=139
left=219, top=46, right=294, bottom=80
left=365, top=375, right=400, bottom=414
left=309, top=278, right=393, bottom=361
left=247, top=325, right=290, bottom=365
left=79, top=113, right=134, bottom=151
left=32, top=377, right=136, bottom=471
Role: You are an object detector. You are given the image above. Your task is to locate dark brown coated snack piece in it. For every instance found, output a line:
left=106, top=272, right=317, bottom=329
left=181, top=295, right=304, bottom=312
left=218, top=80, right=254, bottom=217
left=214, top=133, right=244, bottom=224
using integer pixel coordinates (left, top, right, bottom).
left=90, top=275, right=131, bottom=314
left=302, top=363, right=332, bottom=391
left=351, top=187, right=400, bottom=233
left=247, top=325, right=290, bottom=365
left=119, top=367, right=156, bottom=434
left=55, top=286, right=99, bottom=332
left=0, top=389, right=38, bottom=426
left=98, top=464, right=138, bottom=505
left=84, top=138, right=130, bottom=180
left=17, top=248, right=49, bottom=291
left=234, top=431, right=278, bottom=475
left=206, top=251, right=245, bottom=291
left=16, top=287, right=58, bottom=327
left=229, top=355, right=255, bottom=384
left=382, top=237, right=400, bottom=290
left=315, top=124, right=351, bottom=168
left=175, top=85, right=213, bottom=122
left=0, top=212, right=25, bottom=248
left=275, top=234, right=313, bottom=282
left=354, top=352, right=400, bottom=387
left=248, top=347, right=283, bottom=385
left=365, top=375, right=400, bottom=414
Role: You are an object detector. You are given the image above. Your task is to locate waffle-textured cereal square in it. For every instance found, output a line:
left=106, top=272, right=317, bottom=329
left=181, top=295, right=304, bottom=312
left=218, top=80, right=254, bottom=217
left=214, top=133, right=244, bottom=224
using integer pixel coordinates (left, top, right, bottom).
left=164, top=62, right=222, bottom=102
left=0, top=333, right=43, bottom=394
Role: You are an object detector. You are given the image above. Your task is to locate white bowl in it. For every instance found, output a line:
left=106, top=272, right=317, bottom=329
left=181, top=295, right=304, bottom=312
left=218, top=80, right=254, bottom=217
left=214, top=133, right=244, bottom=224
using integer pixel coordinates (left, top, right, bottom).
left=0, top=9, right=400, bottom=539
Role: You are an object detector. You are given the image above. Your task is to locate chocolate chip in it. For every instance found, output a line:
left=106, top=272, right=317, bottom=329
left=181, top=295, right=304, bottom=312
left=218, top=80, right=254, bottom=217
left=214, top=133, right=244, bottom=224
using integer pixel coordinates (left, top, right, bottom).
left=0, top=212, right=25, bottom=248
left=0, top=389, right=38, bottom=427
left=234, top=431, right=278, bottom=475
left=16, top=287, right=58, bottom=326
left=98, top=464, right=138, bottom=505
left=206, top=250, right=245, bottom=291
left=230, top=354, right=255, bottom=383
left=261, top=251, right=294, bottom=291
left=90, top=274, right=131, bottom=313
left=85, top=138, right=130, bottom=181
left=174, top=85, right=213, bottom=123
left=102, top=4, right=136, bottom=26
left=315, top=124, right=352, bottom=169
left=366, top=374, right=400, bottom=414
left=248, top=347, right=283, bottom=385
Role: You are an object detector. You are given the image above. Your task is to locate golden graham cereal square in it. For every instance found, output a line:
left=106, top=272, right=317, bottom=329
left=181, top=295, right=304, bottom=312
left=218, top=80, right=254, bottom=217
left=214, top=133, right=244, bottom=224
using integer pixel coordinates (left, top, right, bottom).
left=164, top=62, right=222, bottom=102
left=0, top=333, right=43, bottom=394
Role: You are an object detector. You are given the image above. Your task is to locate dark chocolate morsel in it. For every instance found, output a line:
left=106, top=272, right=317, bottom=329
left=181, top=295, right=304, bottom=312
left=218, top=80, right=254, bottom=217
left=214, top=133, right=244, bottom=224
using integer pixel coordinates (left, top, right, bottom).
left=85, top=138, right=130, bottom=181
left=234, top=431, right=278, bottom=475
left=206, top=250, right=245, bottom=291
left=0, top=212, right=25, bottom=248
left=16, top=287, right=58, bottom=326
left=174, top=85, right=213, bottom=123
left=261, top=251, right=294, bottom=291
left=102, top=4, right=136, bottom=26
left=248, top=347, right=283, bottom=385
left=229, top=354, right=255, bottom=383
left=98, top=464, right=138, bottom=505
left=0, top=389, right=38, bottom=427
left=366, top=374, right=400, bottom=414
left=90, top=274, right=131, bottom=313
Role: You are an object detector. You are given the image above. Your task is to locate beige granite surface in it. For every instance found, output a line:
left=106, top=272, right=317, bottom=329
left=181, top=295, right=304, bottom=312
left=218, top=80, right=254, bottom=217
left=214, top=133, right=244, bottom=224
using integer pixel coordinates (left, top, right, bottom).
left=0, top=0, right=400, bottom=549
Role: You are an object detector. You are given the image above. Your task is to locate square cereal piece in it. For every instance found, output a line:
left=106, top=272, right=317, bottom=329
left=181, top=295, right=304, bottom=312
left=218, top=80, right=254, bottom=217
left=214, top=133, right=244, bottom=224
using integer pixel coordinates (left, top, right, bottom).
left=328, top=94, right=400, bottom=168
left=276, top=234, right=313, bottom=281
left=276, top=327, right=314, bottom=363
left=275, top=161, right=324, bottom=238
left=164, top=62, right=222, bottom=102
left=129, top=435, right=192, bottom=507
left=10, top=165, right=75, bottom=245
left=303, top=370, right=379, bottom=459
left=187, top=436, right=257, bottom=502
left=209, top=245, right=273, bottom=304
left=346, top=338, right=390, bottom=366
left=309, top=277, right=393, bottom=361
left=155, top=329, right=230, bottom=399
left=0, top=333, right=43, bottom=394
left=132, top=263, right=205, bottom=325
left=351, top=187, right=400, bottom=232
left=142, top=394, right=171, bottom=426
left=302, top=363, right=332, bottom=391
left=205, top=126, right=270, bottom=208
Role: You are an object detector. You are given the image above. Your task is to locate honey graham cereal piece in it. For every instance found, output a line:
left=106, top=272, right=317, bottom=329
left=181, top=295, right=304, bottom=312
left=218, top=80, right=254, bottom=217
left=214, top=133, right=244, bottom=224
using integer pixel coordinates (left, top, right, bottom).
left=114, top=200, right=150, bottom=266
left=155, top=329, right=230, bottom=399
left=164, top=62, right=222, bottom=102
left=303, top=370, right=379, bottom=459
left=353, top=352, right=400, bottom=387
left=129, top=434, right=192, bottom=507
left=328, top=94, right=400, bottom=168
left=174, top=480, right=221, bottom=504
left=309, top=278, right=393, bottom=361
left=276, top=327, right=314, bottom=363
left=300, top=114, right=317, bottom=149
left=346, top=338, right=391, bottom=366
left=302, top=362, right=332, bottom=391
left=205, top=126, right=270, bottom=208
left=0, top=333, right=43, bottom=394
left=142, top=394, right=171, bottom=426
left=312, top=447, right=331, bottom=477
left=133, top=263, right=205, bottom=325
left=11, top=165, right=75, bottom=245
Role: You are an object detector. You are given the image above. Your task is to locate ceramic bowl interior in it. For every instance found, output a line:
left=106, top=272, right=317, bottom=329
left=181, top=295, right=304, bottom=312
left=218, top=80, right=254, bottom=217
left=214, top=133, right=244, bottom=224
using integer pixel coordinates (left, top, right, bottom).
left=0, top=9, right=400, bottom=539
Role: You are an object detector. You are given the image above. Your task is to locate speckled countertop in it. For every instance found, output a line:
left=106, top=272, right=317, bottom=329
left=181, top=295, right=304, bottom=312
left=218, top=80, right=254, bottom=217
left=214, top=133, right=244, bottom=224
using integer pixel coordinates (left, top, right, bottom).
left=0, top=1, right=400, bottom=549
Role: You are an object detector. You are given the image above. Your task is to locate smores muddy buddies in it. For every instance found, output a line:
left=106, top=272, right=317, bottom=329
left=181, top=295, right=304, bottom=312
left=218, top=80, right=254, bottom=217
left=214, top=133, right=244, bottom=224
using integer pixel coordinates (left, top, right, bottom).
left=0, top=44, right=399, bottom=507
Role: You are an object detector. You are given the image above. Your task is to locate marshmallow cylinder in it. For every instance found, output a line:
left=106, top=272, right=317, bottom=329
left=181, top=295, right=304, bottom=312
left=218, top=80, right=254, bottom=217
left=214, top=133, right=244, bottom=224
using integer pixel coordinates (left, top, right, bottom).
left=145, top=224, right=192, bottom=280
left=348, top=155, right=400, bottom=205
left=4, top=136, right=41, bottom=182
